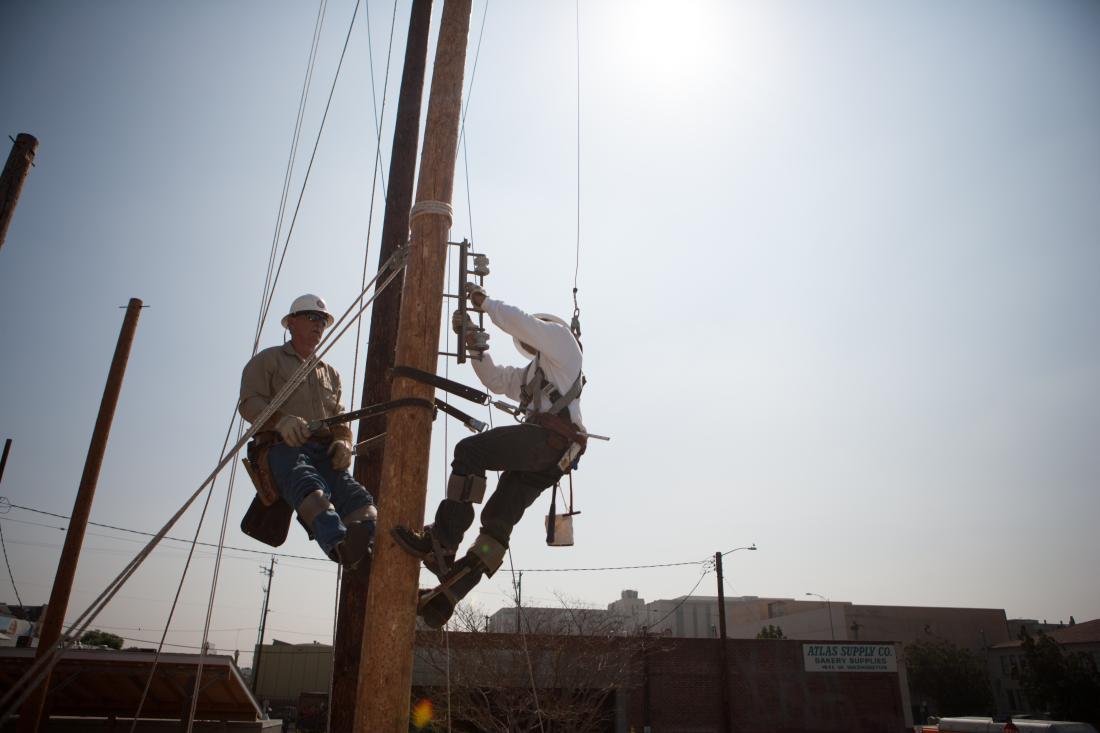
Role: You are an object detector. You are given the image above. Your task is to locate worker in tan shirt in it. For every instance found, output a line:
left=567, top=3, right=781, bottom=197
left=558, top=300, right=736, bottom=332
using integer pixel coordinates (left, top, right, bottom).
left=239, top=294, right=375, bottom=569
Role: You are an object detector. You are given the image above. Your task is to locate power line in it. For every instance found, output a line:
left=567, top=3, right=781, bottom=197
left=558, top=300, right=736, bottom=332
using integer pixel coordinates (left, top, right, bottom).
left=4, top=500, right=746, bottom=575
left=3, top=503, right=328, bottom=562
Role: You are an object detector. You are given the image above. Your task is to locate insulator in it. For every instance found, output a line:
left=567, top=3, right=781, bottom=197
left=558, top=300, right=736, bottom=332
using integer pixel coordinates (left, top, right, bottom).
left=470, top=331, right=490, bottom=349
left=472, top=254, right=490, bottom=276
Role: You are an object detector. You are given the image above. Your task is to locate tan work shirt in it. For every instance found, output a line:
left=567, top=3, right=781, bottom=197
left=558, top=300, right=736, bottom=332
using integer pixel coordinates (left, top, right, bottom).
left=239, top=343, right=352, bottom=442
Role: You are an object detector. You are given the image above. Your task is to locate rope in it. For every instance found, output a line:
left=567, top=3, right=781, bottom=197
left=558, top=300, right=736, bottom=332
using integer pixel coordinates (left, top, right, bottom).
left=349, top=0, right=399, bottom=410
left=257, top=0, right=365, bottom=332
left=0, top=250, right=407, bottom=724
left=254, top=0, right=329, bottom=354
left=126, top=411, right=238, bottom=732
left=507, top=549, right=545, bottom=733
left=571, top=0, right=583, bottom=338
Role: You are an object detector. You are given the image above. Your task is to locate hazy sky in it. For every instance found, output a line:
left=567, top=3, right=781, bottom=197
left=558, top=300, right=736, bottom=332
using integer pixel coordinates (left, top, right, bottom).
left=2, top=0, right=1098, bottom=664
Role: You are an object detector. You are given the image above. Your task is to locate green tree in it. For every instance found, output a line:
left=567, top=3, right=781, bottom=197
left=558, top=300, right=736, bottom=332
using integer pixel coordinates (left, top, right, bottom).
left=756, top=624, right=786, bottom=639
left=904, top=639, right=992, bottom=716
left=80, top=629, right=124, bottom=649
left=1017, top=631, right=1100, bottom=726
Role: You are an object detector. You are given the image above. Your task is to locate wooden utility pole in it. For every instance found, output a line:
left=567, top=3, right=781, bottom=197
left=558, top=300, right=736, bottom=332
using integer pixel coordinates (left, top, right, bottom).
left=252, top=557, right=276, bottom=694
left=329, top=3, right=433, bottom=731
left=354, top=2, right=472, bottom=731
left=715, top=551, right=732, bottom=733
left=19, top=298, right=143, bottom=733
left=0, top=133, right=39, bottom=254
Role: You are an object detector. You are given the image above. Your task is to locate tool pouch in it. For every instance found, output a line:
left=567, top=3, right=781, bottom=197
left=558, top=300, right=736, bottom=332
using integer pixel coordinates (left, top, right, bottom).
left=528, top=412, right=587, bottom=454
left=239, top=431, right=294, bottom=548
left=242, top=432, right=281, bottom=506
left=241, top=495, right=293, bottom=548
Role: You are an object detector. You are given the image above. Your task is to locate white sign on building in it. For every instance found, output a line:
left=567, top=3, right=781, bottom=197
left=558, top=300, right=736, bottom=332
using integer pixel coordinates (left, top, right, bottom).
left=802, top=643, right=898, bottom=673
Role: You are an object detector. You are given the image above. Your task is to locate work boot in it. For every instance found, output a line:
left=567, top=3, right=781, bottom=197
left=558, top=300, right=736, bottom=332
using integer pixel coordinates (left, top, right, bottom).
left=417, top=555, right=484, bottom=629
left=390, top=524, right=455, bottom=579
left=330, top=519, right=375, bottom=572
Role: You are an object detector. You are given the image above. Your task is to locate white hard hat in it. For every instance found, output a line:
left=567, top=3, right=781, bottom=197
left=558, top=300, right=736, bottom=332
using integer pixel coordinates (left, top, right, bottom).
left=514, top=313, right=572, bottom=358
left=281, top=294, right=335, bottom=329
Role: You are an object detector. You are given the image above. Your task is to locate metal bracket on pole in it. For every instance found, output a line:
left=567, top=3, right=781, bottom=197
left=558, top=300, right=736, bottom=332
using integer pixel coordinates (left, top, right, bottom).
left=443, top=239, right=490, bottom=362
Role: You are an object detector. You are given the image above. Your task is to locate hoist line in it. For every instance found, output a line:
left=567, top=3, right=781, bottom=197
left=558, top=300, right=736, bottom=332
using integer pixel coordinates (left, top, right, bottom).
left=127, top=422, right=227, bottom=733
left=574, top=0, right=581, bottom=293
left=257, top=0, right=365, bottom=332
left=0, top=250, right=407, bottom=725
left=350, top=0, right=400, bottom=411
left=132, top=1, right=333, bottom=711
left=508, top=548, right=546, bottom=733
left=454, top=0, right=490, bottom=236
left=186, top=429, right=247, bottom=733
left=254, top=0, right=330, bottom=354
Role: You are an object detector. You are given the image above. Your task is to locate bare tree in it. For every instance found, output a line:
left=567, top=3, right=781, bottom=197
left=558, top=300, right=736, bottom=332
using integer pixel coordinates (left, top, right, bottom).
left=414, top=596, right=648, bottom=732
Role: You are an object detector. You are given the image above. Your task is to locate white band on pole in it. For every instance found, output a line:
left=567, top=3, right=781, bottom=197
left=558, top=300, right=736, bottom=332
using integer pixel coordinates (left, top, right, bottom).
left=409, top=199, right=454, bottom=227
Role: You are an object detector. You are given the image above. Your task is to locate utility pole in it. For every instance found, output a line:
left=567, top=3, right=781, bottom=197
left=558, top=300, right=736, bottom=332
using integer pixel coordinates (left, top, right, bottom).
left=330, top=3, right=433, bottom=732
left=252, top=557, right=276, bottom=694
left=515, top=571, right=523, bottom=633
left=0, top=133, right=38, bottom=254
left=715, top=552, right=732, bottom=733
left=19, top=298, right=143, bottom=733
left=0, top=439, right=11, bottom=485
left=355, top=2, right=472, bottom=731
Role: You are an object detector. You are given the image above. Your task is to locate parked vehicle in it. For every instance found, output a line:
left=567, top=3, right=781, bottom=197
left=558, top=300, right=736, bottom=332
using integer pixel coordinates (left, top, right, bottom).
left=925, top=717, right=1098, bottom=733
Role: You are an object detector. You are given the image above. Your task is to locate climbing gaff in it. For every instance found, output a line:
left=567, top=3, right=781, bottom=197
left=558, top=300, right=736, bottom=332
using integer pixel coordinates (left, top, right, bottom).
left=305, top=396, right=487, bottom=436
left=442, top=239, right=490, bottom=362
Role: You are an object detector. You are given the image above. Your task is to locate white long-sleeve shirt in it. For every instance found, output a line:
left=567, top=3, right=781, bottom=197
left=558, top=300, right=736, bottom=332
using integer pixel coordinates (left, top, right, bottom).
left=471, top=297, right=585, bottom=430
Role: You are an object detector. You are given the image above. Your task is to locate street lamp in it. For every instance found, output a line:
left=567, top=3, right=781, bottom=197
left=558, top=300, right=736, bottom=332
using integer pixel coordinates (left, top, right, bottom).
left=805, top=592, right=835, bottom=640
left=716, top=544, right=757, bottom=733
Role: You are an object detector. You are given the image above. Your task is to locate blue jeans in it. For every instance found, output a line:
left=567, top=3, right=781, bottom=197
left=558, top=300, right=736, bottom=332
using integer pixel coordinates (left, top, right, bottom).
left=266, top=441, right=374, bottom=551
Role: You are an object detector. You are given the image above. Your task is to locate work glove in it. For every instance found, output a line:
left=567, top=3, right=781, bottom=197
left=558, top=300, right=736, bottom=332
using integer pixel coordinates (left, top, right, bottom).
left=451, top=309, right=476, bottom=335
left=464, top=282, right=487, bottom=307
left=276, top=415, right=310, bottom=448
left=328, top=439, right=353, bottom=471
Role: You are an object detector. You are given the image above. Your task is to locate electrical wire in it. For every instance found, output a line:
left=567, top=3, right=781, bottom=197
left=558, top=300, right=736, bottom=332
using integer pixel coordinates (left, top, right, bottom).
left=254, top=0, right=329, bottom=354
left=257, top=0, right=366, bottom=330
left=0, top=519, right=23, bottom=607
left=349, top=0, right=399, bottom=410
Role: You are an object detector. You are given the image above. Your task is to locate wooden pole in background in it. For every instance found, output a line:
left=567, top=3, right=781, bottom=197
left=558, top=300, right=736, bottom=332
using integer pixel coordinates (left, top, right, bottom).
left=329, top=2, right=433, bottom=731
left=354, top=2, right=471, bottom=730
left=715, top=551, right=732, bottom=733
left=19, top=298, right=144, bottom=733
left=0, top=133, right=39, bottom=254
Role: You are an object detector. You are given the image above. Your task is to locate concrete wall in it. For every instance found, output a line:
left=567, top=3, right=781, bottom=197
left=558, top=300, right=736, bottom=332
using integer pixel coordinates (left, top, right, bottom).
left=846, top=605, right=1009, bottom=652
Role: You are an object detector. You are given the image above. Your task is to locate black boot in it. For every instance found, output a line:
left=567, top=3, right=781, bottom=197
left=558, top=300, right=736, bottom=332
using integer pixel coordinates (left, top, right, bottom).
left=418, top=555, right=484, bottom=629
left=390, top=524, right=454, bottom=579
left=332, top=520, right=375, bottom=572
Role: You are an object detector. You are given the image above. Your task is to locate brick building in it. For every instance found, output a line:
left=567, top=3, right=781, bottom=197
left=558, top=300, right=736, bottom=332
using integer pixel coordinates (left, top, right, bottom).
left=987, top=617, right=1100, bottom=717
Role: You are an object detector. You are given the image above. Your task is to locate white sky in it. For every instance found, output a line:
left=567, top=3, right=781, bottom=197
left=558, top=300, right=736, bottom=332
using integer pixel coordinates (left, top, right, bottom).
left=1, top=0, right=1098, bottom=664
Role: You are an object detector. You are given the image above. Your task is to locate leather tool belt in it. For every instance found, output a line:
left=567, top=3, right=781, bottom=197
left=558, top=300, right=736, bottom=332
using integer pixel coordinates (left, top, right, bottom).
left=527, top=411, right=588, bottom=462
left=242, top=431, right=282, bottom=506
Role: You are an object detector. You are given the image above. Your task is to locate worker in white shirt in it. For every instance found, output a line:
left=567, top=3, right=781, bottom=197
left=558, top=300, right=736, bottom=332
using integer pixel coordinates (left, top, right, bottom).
left=393, top=283, right=586, bottom=628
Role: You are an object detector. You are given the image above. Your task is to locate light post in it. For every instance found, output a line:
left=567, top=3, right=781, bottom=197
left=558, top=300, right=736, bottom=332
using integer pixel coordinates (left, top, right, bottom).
left=716, top=544, right=757, bottom=733
left=805, top=592, right=835, bottom=640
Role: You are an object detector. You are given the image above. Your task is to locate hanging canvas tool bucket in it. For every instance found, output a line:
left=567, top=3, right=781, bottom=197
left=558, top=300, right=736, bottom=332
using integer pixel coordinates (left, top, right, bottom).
left=545, top=477, right=579, bottom=547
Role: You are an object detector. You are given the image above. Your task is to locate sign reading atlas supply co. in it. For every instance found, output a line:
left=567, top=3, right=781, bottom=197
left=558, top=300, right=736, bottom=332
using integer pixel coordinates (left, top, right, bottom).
left=802, top=643, right=898, bottom=673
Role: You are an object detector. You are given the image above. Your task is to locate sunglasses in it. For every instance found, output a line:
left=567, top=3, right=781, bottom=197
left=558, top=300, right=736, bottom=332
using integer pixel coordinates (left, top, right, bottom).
left=294, top=311, right=328, bottom=324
